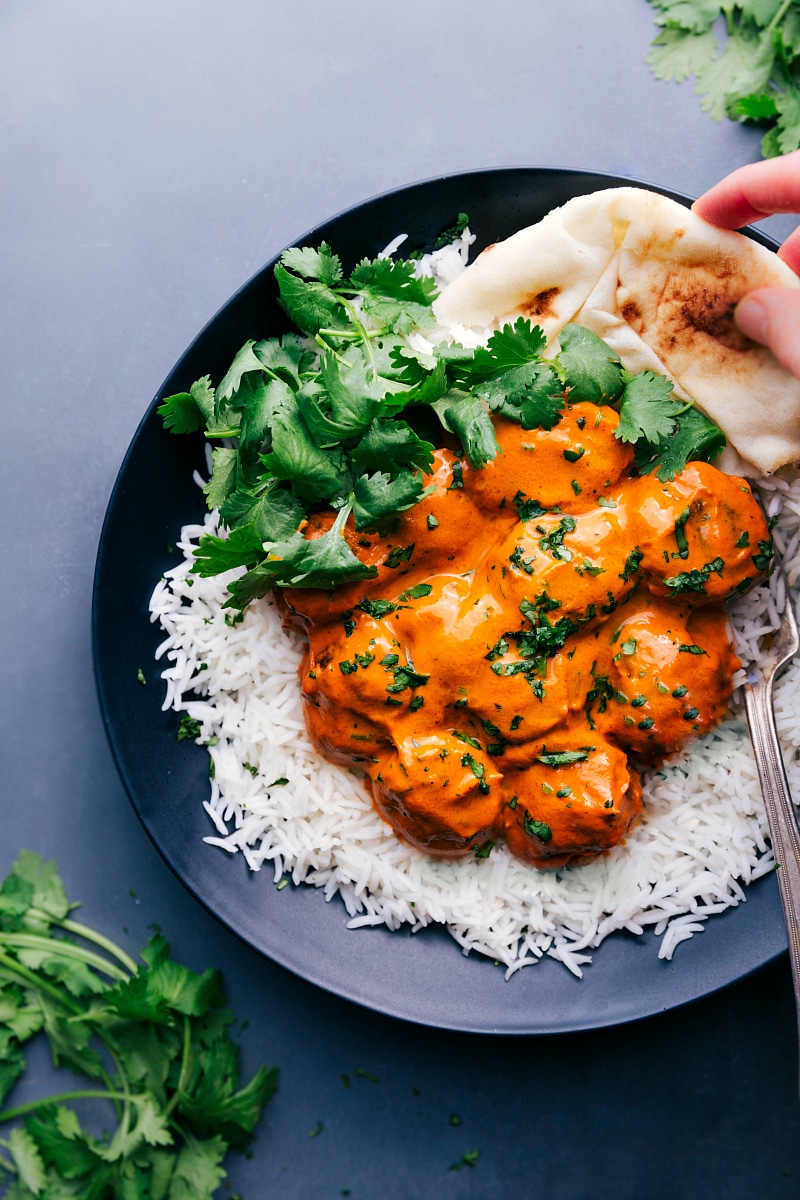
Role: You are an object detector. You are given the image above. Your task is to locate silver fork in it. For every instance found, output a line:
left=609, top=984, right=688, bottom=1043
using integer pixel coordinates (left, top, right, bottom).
left=742, top=557, right=800, bottom=1092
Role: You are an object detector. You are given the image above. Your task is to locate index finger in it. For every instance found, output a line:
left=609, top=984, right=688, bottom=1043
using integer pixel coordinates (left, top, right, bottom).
left=691, top=149, right=800, bottom=227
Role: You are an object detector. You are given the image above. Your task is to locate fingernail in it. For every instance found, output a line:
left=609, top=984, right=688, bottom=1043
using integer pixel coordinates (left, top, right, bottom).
left=735, top=297, right=768, bottom=343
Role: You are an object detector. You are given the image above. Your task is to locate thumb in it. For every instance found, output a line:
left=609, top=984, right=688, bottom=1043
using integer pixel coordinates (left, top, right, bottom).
left=735, top=288, right=800, bottom=379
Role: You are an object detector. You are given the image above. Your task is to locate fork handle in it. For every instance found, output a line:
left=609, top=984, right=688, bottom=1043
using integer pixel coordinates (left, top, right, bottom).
left=745, top=680, right=800, bottom=1092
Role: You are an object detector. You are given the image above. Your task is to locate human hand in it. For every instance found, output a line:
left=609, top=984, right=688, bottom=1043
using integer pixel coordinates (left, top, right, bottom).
left=693, top=150, right=800, bottom=377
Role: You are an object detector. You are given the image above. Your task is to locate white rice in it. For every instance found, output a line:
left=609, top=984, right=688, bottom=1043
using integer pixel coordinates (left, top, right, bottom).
left=148, top=234, right=800, bottom=978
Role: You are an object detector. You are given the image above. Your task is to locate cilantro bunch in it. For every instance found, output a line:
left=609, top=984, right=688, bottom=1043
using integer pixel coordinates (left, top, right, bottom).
left=159, top=239, right=725, bottom=612
left=0, top=852, right=277, bottom=1199
left=647, top=0, right=800, bottom=155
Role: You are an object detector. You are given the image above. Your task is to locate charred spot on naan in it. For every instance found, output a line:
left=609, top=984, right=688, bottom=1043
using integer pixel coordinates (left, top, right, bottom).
left=523, top=286, right=560, bottom=319
left=623, top=264, right=759, bottom=357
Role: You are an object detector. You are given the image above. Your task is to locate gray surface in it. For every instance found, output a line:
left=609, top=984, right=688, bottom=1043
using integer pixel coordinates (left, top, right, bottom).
left=2, top=1, right=800, bottom=1196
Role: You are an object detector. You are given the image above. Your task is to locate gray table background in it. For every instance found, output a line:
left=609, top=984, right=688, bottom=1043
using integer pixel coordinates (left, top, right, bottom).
left=3, top=1, right=800, bottom=1196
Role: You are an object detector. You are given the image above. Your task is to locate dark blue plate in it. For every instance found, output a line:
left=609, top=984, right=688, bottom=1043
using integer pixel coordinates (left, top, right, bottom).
left=93, top=167, right=787, bottom=1033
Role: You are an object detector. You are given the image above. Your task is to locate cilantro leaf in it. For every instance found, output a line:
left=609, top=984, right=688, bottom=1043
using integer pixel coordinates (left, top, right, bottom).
left=7, top=1126, right=47, bottom=1193
left=771, top=84, right=800, bottom=155
left=696, top=23, right=775, bottom=121
left=558, top=325, right=625, bottom=405
left=352, top=470, right=433, bottom=531
left=274, top=262, right=348, bottom=336
left=219, top=481, right=304, bottom=541
left=192, top=523, right=265, bottom=578
left=634, top=404, right=726, bottom=481
left=350, top=418, right=435, bottom=474
left=651, top=0, right=721, bottom=34
left=731, top=90, right=779, bottom=119
left=203, top=447, right=239, bottom=512
left=319, top=350, right=389, bottom=435
left=478, top=361, right=565, bottom=429
left=217, top=340, right=267, bottom=404
left=106, top=935, right=224, bottom=1025
left=261, top=400, right=349, bottom=503
left=280, top=243, right=343, bottom=286
left=253, top=332, right=315, bottom=383
left=237, top=376, right=294, bottom=451
left=348, top=258, right=437, bottom=333
left=9, top=851, right=69, bottom=927
left=431, top=391, right=499, bottom=468
left=473, top=318, right=547, bottom=373
left=647, top=25, right=719, bottom=82
left=168, top=1133, right=228, bottom=1200
left=616, top=371, right=679, bottom=444
left=158, top=377, right=215, bottom=435
left=253, top=503, right=376, bottom=591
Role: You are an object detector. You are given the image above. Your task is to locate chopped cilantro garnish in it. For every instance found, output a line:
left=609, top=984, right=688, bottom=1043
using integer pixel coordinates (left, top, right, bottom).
left=426, top=514, right=439, bottom=530
left=485, top=637, right=509, bottom=661
left=513, top=490, right=548, bottom=521
left=356, top=597, right=396, bottom=618
left=434, top=212, right=470, bottom=249
left=522, top=812, right=553, bottom=843
left=664, top=557, right=724, bottom=594
left=538, top=516, right=577, bottom=562
left=735, top=531, right=749, bottom=548
left=679, top=644, right=707, bottom=656
left=177, top=715, right=202, bottom=741
left=454, top=731, right=482, bottom=750
left=620, top=547, right=644, bottom=583
left=386, top=665, right=429, bottom=693
left=536, top=747, right=594, bottom=767
left=673, top=506, right=691, bottom=560
left=399, top=583, right=433, bottom=601
left=751, top=539, right=773, bottom=573
left=385, top=544, right=414, bottom=568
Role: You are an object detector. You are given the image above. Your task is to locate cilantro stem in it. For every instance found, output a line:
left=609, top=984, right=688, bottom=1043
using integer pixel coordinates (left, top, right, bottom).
left=0, top=953, right=82, bottom=1013
left=164, top=1015, right=193, bottom=1118
left=338, top=297, right=378, bottom=380
left=0, top=933, right=129, bottom=982
left=318, top=326, right=387, bottom=340
left=314, top=333, right=350, bottom=366
left=0, top=1090, right=152, bottom=1124
left=58, top=918, right=137, bottom=975
left=768, top=0, right=792, bottom=33
left=0, top=1149, right=14, bottom=1174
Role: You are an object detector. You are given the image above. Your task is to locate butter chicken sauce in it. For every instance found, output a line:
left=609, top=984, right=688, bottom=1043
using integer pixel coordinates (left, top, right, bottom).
left=281, top=402, right=768, bottom=868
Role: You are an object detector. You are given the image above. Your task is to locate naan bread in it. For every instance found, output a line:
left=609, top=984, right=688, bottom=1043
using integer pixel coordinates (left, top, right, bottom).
left=432, top=187, right=800, bottom=476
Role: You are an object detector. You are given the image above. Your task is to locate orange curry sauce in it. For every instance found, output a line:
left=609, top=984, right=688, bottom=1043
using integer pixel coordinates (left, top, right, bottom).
left=279, top=403, right=768, bottom=868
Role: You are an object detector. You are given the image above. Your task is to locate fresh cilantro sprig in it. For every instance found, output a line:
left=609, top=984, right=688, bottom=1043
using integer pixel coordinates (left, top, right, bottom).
left=616, top=368, right=726, bottom=481
left=646, top=0, right=800, bottom=156
left=0, top=852, right=277, bottom=1199
left=158, top=237, right=728, bottom=609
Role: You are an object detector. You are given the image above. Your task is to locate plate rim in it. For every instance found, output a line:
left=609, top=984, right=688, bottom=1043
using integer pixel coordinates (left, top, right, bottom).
left=93, top=164, right=787, bottom=1034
